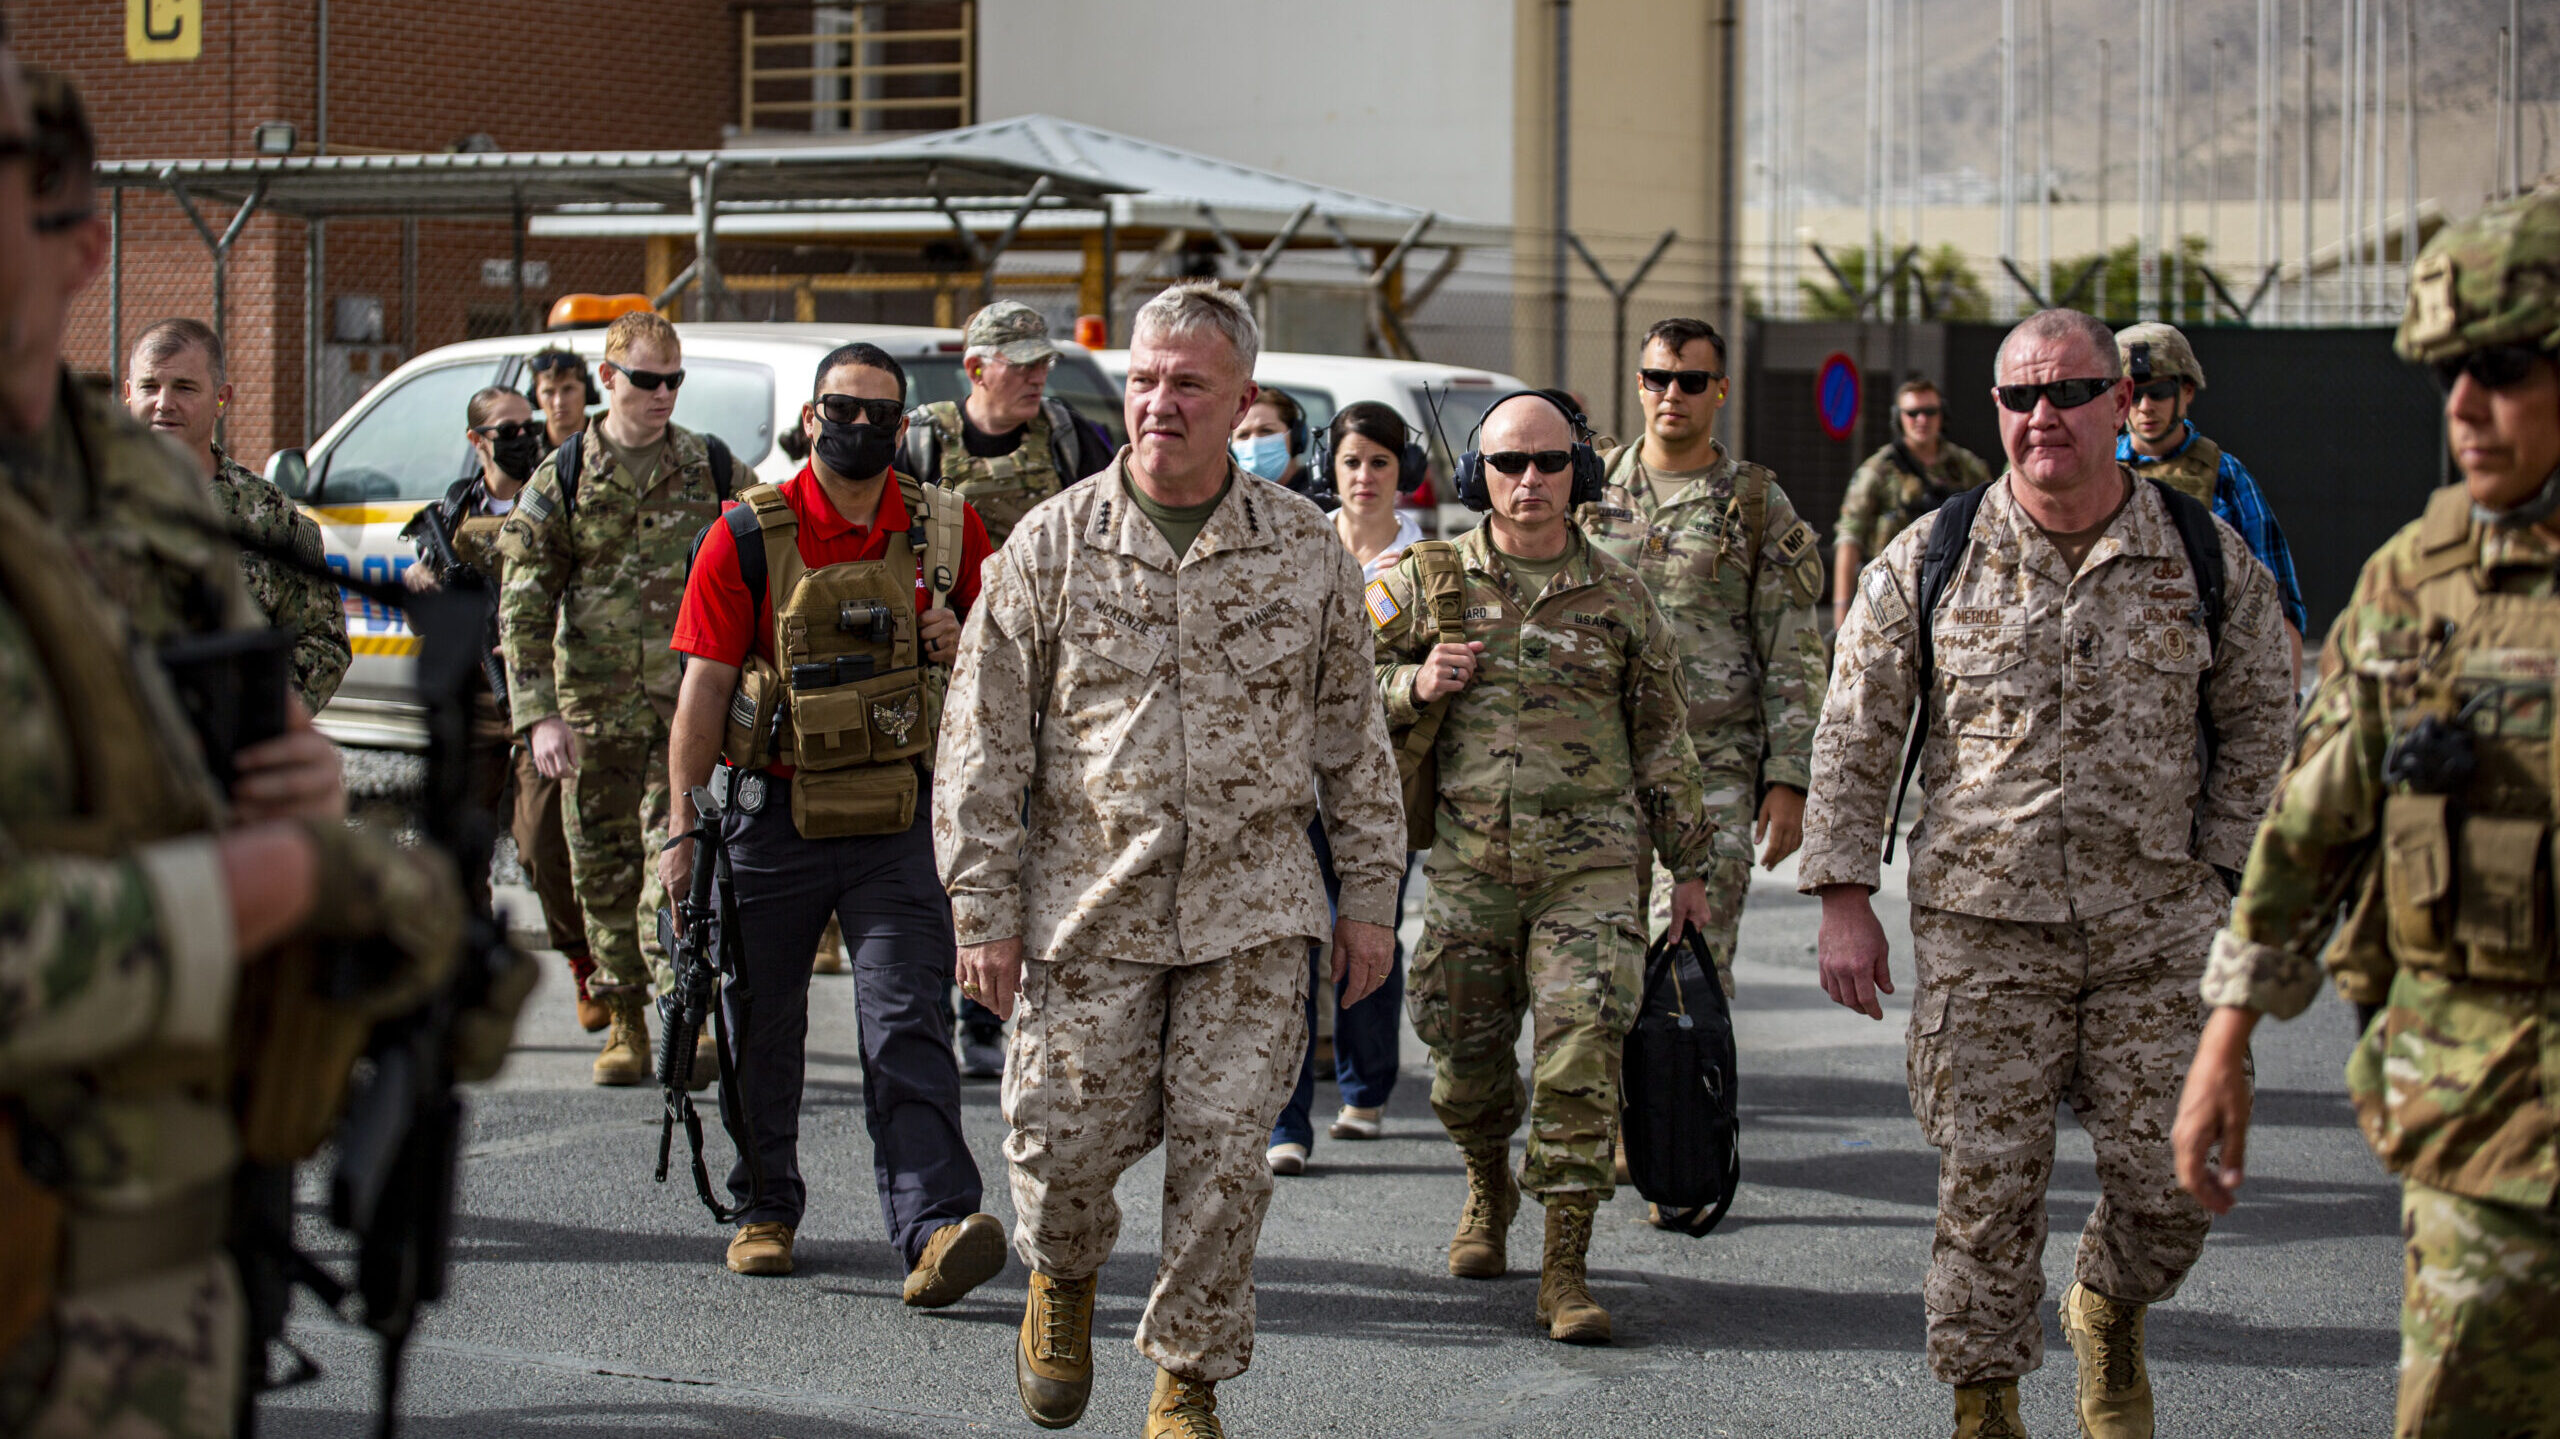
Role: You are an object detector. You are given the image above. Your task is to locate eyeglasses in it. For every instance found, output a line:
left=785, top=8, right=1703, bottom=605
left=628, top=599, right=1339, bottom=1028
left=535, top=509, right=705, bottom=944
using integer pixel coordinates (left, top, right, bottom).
left=2431, top=343, right=2550, bottom=393
left=1639, top=368, right=1725, bottom=395
left=2131, top=378, right=2184, bottom=403
left=472, top=420, right=545, bottom=442
left=1994, top=377, right=2118, bottom=413
left=1898, top=405, right=1942, bottom=420
left=608, top=362, right=684, bottom=392
left=1483, top=450, right=1573, bottom=476
left=814, top=393, right=904, bottom=428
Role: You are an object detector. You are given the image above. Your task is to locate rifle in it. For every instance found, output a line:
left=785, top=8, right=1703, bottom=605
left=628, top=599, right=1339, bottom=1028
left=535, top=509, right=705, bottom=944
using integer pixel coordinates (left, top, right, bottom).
left=400, top=491, right=512, bottom=721
left=653, top=783, right=766, bottom=1221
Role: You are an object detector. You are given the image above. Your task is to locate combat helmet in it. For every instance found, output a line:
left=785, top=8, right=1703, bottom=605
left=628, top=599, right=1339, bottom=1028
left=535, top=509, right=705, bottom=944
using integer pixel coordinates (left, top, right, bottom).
left=2396, top=185, right=2560, bottom=364
left=2115, top=322, right=2204, bottom=391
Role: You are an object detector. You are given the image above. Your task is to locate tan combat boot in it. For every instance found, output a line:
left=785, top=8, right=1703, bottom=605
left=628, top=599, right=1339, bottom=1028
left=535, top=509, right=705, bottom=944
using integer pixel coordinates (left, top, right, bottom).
left=1534, top=1193, right=1611, bottom=1344
left=1448, top=1140, right=1519, bottom=1279
left=1016, top=1270, right=1096, bottom=1430
left=1953, top=1379, right=2026, bottom=1438
left=2061, top=1280, right=2152, bottom=1438
left=1141, top=1368, right=1222, bottom=1439
left=904, top=1213, right=1007, bottom=1308
left=592, top=991, right=651, bottom=1086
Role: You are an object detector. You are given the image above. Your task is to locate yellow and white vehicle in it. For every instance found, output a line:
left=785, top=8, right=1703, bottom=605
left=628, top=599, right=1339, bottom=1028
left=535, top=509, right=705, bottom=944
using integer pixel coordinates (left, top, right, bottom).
left=275, top=321, right=1125, bottom=750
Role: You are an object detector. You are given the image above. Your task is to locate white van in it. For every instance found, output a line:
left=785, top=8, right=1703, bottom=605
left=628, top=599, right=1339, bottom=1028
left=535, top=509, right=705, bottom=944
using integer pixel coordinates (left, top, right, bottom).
left=277, top=321, right=1125, bottom=749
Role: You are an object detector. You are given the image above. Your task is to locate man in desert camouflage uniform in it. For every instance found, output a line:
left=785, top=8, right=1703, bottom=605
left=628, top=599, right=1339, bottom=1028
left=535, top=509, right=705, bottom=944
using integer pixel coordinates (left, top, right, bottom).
left=1833, top=376, right=1995, bottom=611
left=1801, top=309, right=2294, bottom=1438
left=499, top=309, right=730, bottom=1086
left=2175, top=187, right=2560, bottom=1439
left=936, top=282, right=1403, bottom=1439
left=1578, top=317, right=1828, bottom=998
left=124, top=315, right=349, bottom=713
left=1372, top=389, right=1727, bottom=1346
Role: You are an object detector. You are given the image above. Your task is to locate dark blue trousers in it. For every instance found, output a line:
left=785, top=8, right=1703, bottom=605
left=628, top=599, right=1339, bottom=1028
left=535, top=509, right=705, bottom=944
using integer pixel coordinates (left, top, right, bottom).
left=1269, top=822, right=1409, bottom=1151
left=718, top=784, right=981, bottom=1264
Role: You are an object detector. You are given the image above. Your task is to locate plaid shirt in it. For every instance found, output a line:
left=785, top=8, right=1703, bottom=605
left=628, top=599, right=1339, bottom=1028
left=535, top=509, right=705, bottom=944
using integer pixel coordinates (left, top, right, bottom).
left=2119, top=424, right=2309, bottom=635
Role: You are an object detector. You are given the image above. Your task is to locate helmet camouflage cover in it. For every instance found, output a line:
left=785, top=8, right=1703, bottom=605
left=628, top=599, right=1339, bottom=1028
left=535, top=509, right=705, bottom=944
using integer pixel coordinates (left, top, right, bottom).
left=2396, top=186, right=2560, bottom=363
left=2115, top=321, right=2205, bottom=390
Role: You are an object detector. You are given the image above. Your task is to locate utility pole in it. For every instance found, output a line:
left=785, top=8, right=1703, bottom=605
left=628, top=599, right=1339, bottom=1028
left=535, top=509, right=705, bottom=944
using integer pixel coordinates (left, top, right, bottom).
left=2400, top=0, right=2416, bottom=286
left=2000, top=0, right=2017, bottom=314
left=1549, top=0, right=1571, bottom=387
left=2299, top=0, right=2314, bottom=323
left=2039, top=0, right=2054, bottom=306
left=2098, top=38, right=2112, bottom=318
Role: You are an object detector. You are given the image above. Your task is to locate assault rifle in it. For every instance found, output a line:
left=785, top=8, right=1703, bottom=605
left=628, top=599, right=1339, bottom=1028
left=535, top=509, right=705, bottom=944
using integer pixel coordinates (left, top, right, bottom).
left=399, top=491, right=512, bottom=721
left=653, top=783, right=765, bottom=1221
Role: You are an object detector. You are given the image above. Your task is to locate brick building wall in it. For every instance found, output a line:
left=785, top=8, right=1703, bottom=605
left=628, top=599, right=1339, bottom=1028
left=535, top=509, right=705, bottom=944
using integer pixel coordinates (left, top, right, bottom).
left=13, top=0, right=736, bottom=466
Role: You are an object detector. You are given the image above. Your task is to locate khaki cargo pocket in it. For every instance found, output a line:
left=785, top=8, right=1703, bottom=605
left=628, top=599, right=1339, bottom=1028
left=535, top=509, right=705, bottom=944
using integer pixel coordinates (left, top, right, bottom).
left=2455, top=813, right=2549, bottom=982
left=789, top=685, right=875, bottom=769
left=2382, top=794, right=2456, bottom=970
left=1905, top=988, right=1953, bottom=1144
left=790, top=762, right=917, bottom=839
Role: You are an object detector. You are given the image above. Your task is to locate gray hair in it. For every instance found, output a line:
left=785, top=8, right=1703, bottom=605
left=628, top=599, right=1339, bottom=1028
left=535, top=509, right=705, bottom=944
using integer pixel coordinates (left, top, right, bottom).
left=1994, top=309, right=2122, bottom=383
left=1130, top=281, right=1260, bottom=377
left=132, top=316, right=224, bottom=388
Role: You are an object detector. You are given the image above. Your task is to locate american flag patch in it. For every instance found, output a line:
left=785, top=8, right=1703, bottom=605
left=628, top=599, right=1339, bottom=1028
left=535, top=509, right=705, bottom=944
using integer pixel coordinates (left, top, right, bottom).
left=1364, top=580, right=1401, bottom=628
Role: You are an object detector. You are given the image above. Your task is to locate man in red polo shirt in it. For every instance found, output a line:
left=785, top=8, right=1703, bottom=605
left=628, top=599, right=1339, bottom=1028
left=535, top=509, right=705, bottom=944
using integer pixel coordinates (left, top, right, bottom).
left=664, top=341, right=1004, bottom=1299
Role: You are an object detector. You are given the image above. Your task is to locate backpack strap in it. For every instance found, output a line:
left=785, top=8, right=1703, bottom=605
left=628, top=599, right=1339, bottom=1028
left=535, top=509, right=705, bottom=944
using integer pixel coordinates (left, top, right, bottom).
left=1881, top=481, right=1993, bottom=863
left=2148, top=477, right=2230, bottom=847
left=554, top=430, right=583, bottom=516
left=707, top=435, right=734, bottom=502
left=902, top=473, right=968, bottom=613
left=719, top=483, right=799, bottom=623
left=1733, top=463, right=1770, bottom=585
left=1395, top=540, right=1470, bottom=776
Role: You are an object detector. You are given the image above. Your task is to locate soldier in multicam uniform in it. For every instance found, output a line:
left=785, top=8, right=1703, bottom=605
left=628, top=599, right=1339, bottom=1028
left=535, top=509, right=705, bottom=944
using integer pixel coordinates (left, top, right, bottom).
left=936, top=282, right=1404, bottom=1439
left=122, top=317, right=350, bottom=715
left=1832, top=376, right=1995, bottom=613
left=1370, top=389, right=1727, bottom=1346
left=1577, top=317, right=1828, bottom=1005
left=1801, top=309, right=2295, bottom=1438
left=498, top=309, right=729, bottom=1086
left=2175, top=187, right=2560, bottom=1439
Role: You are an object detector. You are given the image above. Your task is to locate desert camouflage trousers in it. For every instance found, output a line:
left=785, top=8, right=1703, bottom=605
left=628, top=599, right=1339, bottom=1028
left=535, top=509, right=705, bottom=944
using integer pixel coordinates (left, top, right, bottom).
left=2395, top=1181, right=2560, bottom=1438
left=1637, top=758, right=1758, bottom=997
left=559, top=708, right=673, bottom=995
left=0, top=1255, right=242, bottom=1439
left=1410, top=857, right=1644, bottom=1198
left=1906, top=881, right=2223, bottom=1385
left=1002, top=938, right=1308, bottom=1382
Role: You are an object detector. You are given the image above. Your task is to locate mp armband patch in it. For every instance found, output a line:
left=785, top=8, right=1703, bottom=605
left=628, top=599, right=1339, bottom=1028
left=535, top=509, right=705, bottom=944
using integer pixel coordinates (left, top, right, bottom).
left=1775, top=519, right=1818, bottom=563
left=1364, top=579, right=1401, bottom=628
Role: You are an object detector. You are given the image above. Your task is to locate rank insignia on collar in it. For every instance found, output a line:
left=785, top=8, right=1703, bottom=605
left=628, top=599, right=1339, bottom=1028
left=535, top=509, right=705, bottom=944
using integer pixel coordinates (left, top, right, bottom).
left=872, top=693, right=921, bottom=747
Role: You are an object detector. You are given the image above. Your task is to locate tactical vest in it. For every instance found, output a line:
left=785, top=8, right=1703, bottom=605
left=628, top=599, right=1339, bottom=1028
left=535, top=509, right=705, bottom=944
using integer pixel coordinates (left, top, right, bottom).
left=1390, top=540, right=1468, bottom=852
left=916, top=399, right=1068, bottom=544
left=454, top=513, right=506, bottom=581
left=2138, top=430, right=2223, bottom=506
left=716, top=476, right=965, bottom=839
left=2375, top=485, right=2560, bottom=989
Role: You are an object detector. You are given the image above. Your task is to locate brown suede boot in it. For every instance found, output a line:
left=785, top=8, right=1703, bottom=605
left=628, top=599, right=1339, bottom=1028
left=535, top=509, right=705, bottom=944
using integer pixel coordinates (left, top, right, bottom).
left=566, top=952, right=608, bottom=1033
left=2061, top=1281, right=2153, bottom=1438
left=1141, top=1368, right=1222, bottom=1439
left=1448, top=1141, right=1519, bottom=1279
left=1016, top=1270, right=1096, bottom=1430
left=592, top=990, right=650, bottom=1086
left=1534, top=1193, right=1610, bottom=1344
left=1952, top=1379, right=2026, bottom=1438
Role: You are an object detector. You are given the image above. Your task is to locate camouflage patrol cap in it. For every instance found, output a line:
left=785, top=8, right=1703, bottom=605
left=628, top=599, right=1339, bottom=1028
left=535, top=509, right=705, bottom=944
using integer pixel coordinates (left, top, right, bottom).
left=963, top=300, right=1060, bottom=365
left=2395, top=187, right=2560, bottom=363
left=2115, top=322, right=2205, bottom=391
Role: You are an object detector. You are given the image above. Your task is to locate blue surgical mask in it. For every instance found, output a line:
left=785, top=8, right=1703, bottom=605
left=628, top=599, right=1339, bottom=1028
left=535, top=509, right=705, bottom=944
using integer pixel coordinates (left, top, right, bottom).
left=1230, top=432, right=1293, bottom=482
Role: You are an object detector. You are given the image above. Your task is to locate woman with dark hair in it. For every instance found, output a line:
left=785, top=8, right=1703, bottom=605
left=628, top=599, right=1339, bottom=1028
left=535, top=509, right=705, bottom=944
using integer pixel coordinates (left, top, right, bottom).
left=1267, top=402, right=1420, bottom=1175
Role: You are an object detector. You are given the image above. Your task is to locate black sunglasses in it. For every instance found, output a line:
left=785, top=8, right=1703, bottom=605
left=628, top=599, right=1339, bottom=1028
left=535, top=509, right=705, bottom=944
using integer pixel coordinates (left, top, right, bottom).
left=2431, top=343, right=2550, bottom=393
left=472, top=420, right=545, bottom=442
left=2131, top=378, right=2184, bottom=403
left=608, top=362, right=684, bottom=392
left=1483, top=450, right=1573, bottom=476
left=814, top=393, right=904, bottom=428
left=1898, top=405, right=1942, bottom=420
left=1994, top=377, right=2118, bottom=413
left=1639, top=368, right=1725, bottom=395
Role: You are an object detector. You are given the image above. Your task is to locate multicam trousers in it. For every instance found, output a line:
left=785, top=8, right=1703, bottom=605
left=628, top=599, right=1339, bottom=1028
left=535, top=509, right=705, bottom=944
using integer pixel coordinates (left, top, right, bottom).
left=2395, top=1180, right=2560, bottom=1438
left=1906, top=881, right=2223, bottom=1385
left=1003, top=938, right=1308, bottom=1382
left=559, top=713, right=672, bottom=994
left=1639, top=758, right=1759, bottom=997
left=1409, top=857, right=1644, bottom=1198
left=1, top=1256, right=242, bottom=1439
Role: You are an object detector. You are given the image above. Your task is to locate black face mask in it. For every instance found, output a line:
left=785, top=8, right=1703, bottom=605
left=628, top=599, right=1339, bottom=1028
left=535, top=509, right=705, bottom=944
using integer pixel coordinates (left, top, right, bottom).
left=815, top=416, right=896, bottom=481
left=491, top=431, right=542, bottom=484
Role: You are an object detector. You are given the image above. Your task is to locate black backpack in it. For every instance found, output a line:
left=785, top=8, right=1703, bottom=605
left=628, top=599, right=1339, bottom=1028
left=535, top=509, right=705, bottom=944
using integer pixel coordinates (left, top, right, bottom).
left=1619, top=929, right=1740, bottom=1234
left=1882, top=476, right=2227, bottom=862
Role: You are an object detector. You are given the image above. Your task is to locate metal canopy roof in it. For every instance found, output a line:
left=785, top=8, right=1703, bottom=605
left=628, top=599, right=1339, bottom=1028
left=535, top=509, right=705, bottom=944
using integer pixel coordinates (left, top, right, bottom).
left=95, top=142, right=1130, bottom=221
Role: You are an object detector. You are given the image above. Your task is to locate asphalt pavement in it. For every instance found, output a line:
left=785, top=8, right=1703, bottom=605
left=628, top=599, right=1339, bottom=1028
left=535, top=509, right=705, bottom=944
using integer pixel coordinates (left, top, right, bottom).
left=258, top=848, right=2404, bottom=1437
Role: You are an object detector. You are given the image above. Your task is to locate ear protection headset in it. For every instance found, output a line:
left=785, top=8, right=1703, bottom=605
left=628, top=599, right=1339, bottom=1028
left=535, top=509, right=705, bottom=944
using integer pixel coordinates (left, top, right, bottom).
left=1453, top=389, right=1606, bottom=513
left=1309, top=413, right=1428, bottom=496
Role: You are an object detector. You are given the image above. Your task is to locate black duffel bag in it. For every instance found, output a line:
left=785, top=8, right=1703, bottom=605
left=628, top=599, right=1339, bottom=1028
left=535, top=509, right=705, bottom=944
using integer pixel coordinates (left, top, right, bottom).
left=1618, top=928, right=1739, bottom=1235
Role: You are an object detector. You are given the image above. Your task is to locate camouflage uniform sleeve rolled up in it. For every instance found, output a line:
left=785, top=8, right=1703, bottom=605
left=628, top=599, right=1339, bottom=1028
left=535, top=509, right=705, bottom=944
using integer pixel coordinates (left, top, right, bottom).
left=1795, top=523, right=1927, bottom=895
left=495, top=455, right=572, bottom=730
left=1312, top=542, right=1409, bottom=928
left=2195, top=524, right=2299, bottom=872
left=1368, top=558, right=1428, bottom=727
left=0, top=832, right=239, bottom=1082
left=1625, top=588, right=1723, bottom=883
left=1752, top=485, right=1831, bottom=793
left=931, top=546, right=1048, bottom=947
